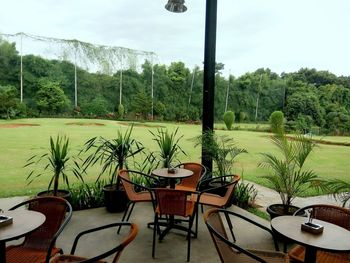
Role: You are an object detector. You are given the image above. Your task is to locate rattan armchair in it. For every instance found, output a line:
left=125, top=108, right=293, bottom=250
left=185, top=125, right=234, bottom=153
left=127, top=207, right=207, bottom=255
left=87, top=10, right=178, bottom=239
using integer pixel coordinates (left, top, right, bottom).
left=6, top=196, right=72, bottom=263
left=152, top=188, right=199, bottom=262
left=288, top=204, right=350, bottom=263
left=118, top=169, right=158, bottom=233
left=204, top=208, right=289, bottom=263
left=51, top=222, right=138, bottom=263
left=175, top=162, right=207, bottom=191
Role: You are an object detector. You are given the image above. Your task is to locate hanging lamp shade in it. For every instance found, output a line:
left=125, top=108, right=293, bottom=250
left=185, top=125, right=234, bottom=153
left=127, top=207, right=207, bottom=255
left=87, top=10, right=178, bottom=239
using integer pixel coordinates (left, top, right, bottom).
left=165, top=0, right=187, bottom=13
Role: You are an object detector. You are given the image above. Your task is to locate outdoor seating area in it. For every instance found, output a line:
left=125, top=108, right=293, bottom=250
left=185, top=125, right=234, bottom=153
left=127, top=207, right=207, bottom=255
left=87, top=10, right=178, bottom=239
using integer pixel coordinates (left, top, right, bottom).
left=1, top=172, right=350, bottom=263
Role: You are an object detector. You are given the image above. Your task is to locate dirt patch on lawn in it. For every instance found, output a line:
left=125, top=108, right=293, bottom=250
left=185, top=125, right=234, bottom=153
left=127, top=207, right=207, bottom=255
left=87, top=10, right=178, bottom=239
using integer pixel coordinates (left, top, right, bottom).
left=0, top=123, right=40, bottom=128
left=66, top=122, right=105, bottom=126
left=117, top=122, right=165, bottom=128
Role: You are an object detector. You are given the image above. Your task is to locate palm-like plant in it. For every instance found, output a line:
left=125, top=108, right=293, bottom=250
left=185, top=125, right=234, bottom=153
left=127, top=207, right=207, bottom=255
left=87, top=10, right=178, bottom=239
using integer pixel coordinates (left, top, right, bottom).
left=325, top=179, right=350, bottom=207
left=196, top=131, right=247, bottom=177
left=150, top=127, right=186, bottom=168
left=25, top=135, right=83, bottom=196
left=82, top=124, right=144, bottom=187
left=259, top=133, right=321, bottom=210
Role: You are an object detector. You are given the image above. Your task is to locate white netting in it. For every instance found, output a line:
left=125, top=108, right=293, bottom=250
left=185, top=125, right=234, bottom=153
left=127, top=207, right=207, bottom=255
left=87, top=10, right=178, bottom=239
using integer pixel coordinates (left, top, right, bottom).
left=1, top=32, right=157, bottom=74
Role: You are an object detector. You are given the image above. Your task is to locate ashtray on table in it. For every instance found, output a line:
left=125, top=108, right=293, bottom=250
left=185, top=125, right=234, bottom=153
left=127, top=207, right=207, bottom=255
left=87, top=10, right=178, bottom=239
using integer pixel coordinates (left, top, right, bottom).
left=167, top=168, right=178, bottom=174
left=301, top=222, right=324, bottom=234
left=0, top=215, right=13, bottom=227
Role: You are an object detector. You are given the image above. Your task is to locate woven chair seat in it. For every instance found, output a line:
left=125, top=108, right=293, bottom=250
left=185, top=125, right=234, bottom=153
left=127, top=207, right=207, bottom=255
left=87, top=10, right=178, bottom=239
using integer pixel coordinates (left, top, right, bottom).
left=6, top=246, right=61, bottom=263
left=198, top=192, right=228, bottom=207
left=288, top=245, right=350, bottom=263
left=51, top=254, right=106, bottom=263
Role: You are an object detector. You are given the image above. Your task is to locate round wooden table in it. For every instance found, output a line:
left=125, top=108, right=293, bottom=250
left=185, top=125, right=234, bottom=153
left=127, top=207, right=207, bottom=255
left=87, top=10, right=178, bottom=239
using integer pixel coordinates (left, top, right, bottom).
left=0, top=210, right=46, bottom=263
left=271, top=215, right=350, bottom=263
left=152, top=168, right=193, bottom=189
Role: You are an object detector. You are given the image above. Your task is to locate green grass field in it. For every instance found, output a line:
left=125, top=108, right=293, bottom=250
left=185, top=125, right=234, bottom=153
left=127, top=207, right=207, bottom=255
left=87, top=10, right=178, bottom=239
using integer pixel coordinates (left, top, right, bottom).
left=1, top=118, right=349, bottom=198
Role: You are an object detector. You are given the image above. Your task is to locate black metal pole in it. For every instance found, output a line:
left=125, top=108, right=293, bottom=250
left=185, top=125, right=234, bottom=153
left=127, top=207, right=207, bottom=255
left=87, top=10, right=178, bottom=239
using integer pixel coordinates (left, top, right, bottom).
left=201, top=0, right=217, bottom=173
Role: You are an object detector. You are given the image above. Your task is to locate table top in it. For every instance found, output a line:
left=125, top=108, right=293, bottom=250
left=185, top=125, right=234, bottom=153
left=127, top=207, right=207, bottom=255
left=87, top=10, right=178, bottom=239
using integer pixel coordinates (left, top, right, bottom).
left=152, top=168, right=193, bottom=180
left=271, top=215, right=350, bottom=252
left=0, top=210, right=46, bottom=242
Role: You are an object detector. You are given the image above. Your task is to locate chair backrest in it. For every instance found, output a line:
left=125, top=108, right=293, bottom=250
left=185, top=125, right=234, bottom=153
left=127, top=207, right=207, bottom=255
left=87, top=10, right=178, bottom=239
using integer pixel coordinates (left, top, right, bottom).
left=176, top=162, right=206, bottom=189
left=10, top=196, right=72, bottom=252
left=112, top=223, right=138, bottom=263
left=155, top=188, right=191, bottom=217
left=204, top=208, right=235, bottom=263
left=119, top=169, right=155, bottom=202
left=294, top=204, right=350, bottom=230
left=201, top=175, right=240, bottom=208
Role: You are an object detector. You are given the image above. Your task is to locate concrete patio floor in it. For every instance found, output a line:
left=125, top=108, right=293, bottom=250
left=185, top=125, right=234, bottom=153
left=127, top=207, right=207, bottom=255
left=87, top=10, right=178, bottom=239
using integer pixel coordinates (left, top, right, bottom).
left=1, top=185, right=342, bottom=263
left=3, top=199, right=278, bottom=263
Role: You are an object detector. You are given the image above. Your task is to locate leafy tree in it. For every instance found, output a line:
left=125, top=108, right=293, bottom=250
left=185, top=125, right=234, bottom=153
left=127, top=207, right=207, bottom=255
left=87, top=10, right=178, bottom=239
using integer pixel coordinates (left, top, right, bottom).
left=36, top=79, right=70, bottom=114
left=81, top=96, right=110, bottom=116
left=0, top=85, right=24, bottom=119
left=132, top=88, right=152, bottom=119
left=0, top=39, right=19, bottom=87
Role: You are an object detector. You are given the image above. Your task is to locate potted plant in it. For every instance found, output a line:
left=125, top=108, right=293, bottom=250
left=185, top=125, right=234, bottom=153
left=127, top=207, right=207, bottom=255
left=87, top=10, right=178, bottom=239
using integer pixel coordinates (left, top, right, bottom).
left=150, top=127, right=186, bottom=168
left=81, top=124, right=144, bottom=212
left=259, top=132, right=322, bottom=218
left=195, top=130, right=247, bottom=194
left=25, top=134, right=83, bottom=200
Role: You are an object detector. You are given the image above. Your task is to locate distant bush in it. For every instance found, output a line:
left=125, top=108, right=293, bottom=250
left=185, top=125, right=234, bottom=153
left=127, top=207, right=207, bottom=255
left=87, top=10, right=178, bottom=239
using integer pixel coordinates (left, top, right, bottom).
left=223, top=111, right=235, bottom=130
left=269, top=111, right=284, bottom=134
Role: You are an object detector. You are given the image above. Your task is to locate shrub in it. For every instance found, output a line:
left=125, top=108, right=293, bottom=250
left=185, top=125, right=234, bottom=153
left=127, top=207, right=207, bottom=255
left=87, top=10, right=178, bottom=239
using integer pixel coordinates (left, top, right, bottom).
left=232, top=181, right=258, bottom=209
left=69, top=181, right=105, bottom=210
left=269, top=111, right=284, bottom=134
left=118, top=104, right=125, bottom=119
left=238, top=111, right=248, bottom=122
left=223, top=111, right=235, bottom=130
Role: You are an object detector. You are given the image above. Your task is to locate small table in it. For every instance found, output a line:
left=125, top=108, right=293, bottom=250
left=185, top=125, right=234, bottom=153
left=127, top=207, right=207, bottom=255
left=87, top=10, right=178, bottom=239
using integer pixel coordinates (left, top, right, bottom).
left=271, top=215, right=350, bottom=263
left=0, top=210, right=46, bottom=263
left=152, top=168, right=193, bottom=189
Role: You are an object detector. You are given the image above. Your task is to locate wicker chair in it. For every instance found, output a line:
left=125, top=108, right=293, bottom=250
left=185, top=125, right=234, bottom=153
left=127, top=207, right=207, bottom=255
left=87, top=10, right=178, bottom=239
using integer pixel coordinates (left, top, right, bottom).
left=175, top=162, right=207, bottom=191
left=6, top=196, right=72, bottom=263
left=51, top=222, right=138, bottom=263
left=288, top=204, right=350, bottom=263
left=152, top=188, right=199, bottom=262
left=118, top=169, right=158, bottom=233
left=204, top=208, right=289, bottom=263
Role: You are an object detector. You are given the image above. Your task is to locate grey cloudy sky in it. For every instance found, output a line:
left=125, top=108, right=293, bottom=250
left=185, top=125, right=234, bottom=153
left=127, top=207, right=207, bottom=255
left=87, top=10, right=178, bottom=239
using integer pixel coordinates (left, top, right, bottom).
left=1, top=0, right=349, bottom=77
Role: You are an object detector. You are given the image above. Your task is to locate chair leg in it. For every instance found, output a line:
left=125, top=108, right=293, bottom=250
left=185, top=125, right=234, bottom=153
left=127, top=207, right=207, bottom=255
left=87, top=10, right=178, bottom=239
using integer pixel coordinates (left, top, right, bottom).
left=126, top=202, right=136, bottom=221
left=224, top=211, right=236, bottom=242
left=152, top=213, right=158, bottom=258
left=194, top=205, right=199, bottom=238
left=117, top=201, right=133, bottom=234
left=187, top=216, right=195, bottom=262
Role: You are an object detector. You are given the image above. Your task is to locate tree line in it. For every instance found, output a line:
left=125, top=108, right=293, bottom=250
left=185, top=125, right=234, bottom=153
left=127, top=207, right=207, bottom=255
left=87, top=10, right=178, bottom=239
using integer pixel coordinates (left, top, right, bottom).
left=1, top=38, right=350, bottom=135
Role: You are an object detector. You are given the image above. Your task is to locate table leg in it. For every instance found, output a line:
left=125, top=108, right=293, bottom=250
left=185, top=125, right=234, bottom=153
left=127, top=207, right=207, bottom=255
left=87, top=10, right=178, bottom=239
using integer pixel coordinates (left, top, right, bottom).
left=304, top=247, right=317, bottom=263
left=0, top=241, right=6, bottom=263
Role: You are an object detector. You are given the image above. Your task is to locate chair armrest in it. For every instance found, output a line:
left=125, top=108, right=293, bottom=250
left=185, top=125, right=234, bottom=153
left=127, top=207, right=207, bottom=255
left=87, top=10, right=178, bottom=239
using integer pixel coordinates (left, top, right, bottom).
left=69, top=222, right=133, bottom=262
left=207, top=222, right=269, bottom=263
left=198, top=175, right=238, bottom=193
left=219, top=209, right=280, bottom=252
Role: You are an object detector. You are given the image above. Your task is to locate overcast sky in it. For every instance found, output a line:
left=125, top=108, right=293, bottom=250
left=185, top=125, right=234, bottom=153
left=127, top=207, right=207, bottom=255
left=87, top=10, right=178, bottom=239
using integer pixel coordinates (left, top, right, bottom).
left=1, top=0, right=349, bottom=77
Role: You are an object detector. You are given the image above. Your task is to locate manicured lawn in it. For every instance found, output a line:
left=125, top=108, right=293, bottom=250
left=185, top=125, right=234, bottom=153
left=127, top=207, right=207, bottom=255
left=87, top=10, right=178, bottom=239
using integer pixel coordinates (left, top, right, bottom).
left=1, top=118, right=349, bottom=197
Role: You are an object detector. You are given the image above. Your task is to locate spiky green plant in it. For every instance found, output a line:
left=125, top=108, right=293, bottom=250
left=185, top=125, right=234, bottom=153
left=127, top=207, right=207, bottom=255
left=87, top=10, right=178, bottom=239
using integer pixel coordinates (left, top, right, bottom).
left=324, top=179, right=350, bottom=207
left=81, top=124, right=144, bottom=186
left=259, top=133, right=322, bottom=210
left=195, top=130, right=247, bottom=177
left=25, top=135, right=83, bottom=196
left=150, top=127, right=186, bottom=168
